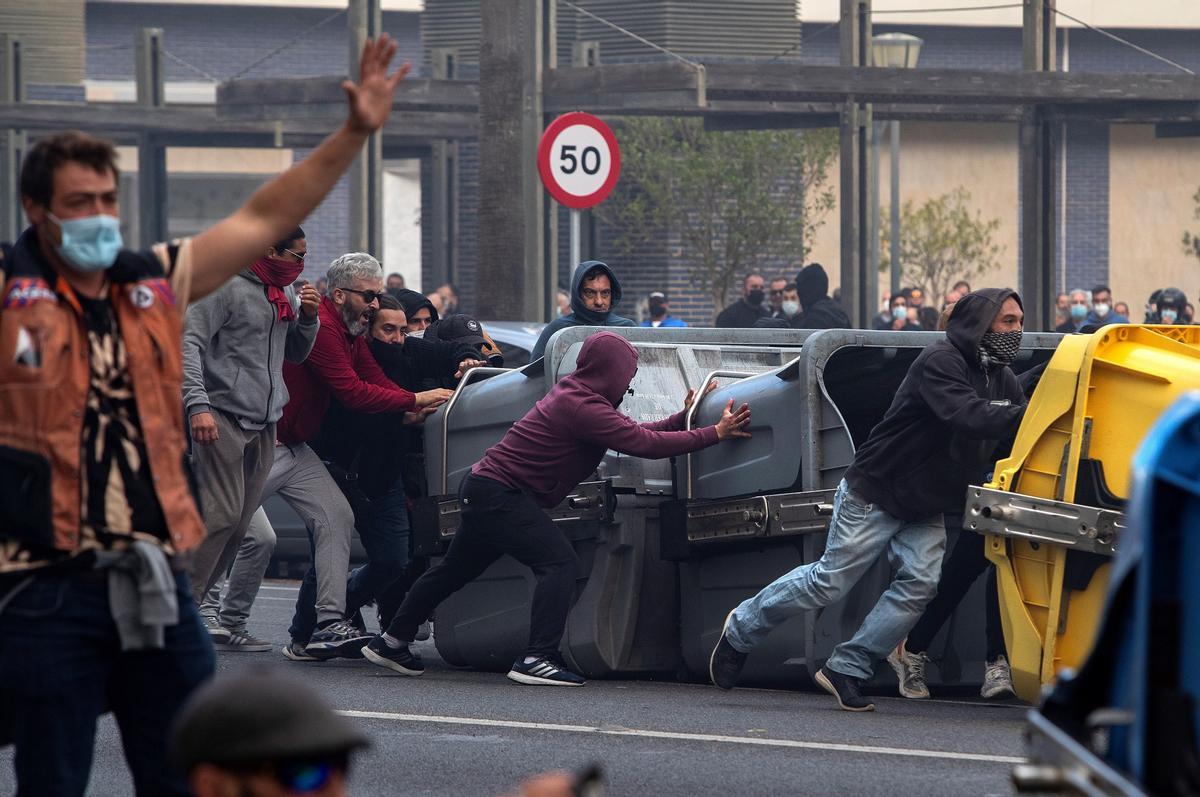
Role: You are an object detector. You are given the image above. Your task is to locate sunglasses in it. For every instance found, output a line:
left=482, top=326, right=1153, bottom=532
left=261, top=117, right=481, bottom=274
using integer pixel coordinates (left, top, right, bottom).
left=270, top=753, right=349, bottom=793
left=284, top=248, right=307, bottom=261
left=340, top=288, right=383, bottom=304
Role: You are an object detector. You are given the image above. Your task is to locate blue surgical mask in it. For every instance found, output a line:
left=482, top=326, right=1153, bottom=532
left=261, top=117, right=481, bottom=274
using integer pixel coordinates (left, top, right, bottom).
left=1162, top=310, right=1179, bottom=324
left=1070, top=304, right=1088, bottom=321
left=48, top=212, right=123, bottom=272
left=892, top=305, right=908, bottom=321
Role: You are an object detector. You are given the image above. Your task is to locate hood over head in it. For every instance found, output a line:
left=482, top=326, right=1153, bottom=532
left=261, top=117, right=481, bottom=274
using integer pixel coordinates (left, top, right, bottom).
left=796, top=263, right=829, bottom=308
left=393, top=288, right=439, bottom=326
left=569, top=260, right=624, bottom=324
left=945, top=288, right=1022, bottom=359
left=565, top=331, right=637, bottom=407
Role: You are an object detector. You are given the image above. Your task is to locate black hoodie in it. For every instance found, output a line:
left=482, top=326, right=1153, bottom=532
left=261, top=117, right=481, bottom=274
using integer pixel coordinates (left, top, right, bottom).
left=393, top=288, right=440, bottom=328
left=792, top=263, right=851, bottom=330
left=531, top=260, right=635, bottom=361
left=843, top=288, right=1027, bottom=521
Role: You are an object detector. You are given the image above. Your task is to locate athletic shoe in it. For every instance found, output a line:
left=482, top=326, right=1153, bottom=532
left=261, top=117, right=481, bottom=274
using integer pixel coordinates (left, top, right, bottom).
left=305, top=620, right=373, bottom=659
left=202, top=615, right=232, bottom=645
left=886, top=639, right=930, bottom=699
left=362, top=636, right=425, bottom=676
left=507, top=656, right=586, bottom=687
left=709, top=609, right=748, bottom=690
left=349, top=609, right=367, bottom=635
left=814, top=666, right=875, bottom=712
left=214, top=630, right=271, bottom=653
left=415, top=620, right=432, bottom=642
left=282, top=640, right=319, bottom=662
left=980, top=655, right=1015, bottom=699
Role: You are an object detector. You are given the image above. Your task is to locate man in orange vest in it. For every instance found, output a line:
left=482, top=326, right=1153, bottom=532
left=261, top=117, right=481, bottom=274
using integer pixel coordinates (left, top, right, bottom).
left=0, top=37, right=409, bottom=795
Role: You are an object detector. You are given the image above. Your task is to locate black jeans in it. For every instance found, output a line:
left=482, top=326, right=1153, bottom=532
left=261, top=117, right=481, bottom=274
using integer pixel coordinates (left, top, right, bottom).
left=384, top=474, right=580, bottom=658
left=0, top=568, right=214, bottom=796
left=907, top=520, right=1005, bottom=661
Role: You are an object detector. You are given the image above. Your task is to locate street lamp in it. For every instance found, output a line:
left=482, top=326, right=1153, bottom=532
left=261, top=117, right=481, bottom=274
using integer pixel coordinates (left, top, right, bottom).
left=871, top=33, right=924, bottom=304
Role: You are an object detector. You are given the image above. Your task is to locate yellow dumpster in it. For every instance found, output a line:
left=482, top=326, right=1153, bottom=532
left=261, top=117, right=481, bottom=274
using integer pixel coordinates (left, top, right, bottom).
left=965, top=325, right=1200, bottom=702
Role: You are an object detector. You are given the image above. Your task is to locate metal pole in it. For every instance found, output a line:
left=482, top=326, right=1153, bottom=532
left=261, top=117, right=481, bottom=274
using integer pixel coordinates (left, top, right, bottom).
left=0, top=34, right=25, bottom=242
left=348, top=0, right=382, bottom=255
left=889, top=119, right=901, bottom=298
left=135, top=28, right=167, bottom=247
left=868, top=120, right=881, bottom=317
left=569, top=208, right=581, bottom=270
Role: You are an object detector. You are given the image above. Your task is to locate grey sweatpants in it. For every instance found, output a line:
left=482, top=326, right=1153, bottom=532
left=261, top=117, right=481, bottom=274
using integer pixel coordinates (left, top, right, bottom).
left=188, top=409, right=275, bottom=603
left=199, top=506, right=275, bottom=633
left=261, top=442, right=354, bottom=626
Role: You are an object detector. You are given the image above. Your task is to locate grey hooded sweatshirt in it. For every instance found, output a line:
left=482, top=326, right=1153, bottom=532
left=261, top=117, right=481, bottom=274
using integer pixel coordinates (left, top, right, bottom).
left=530, top=260, right=635, bottom=361
left=182, top=271, right=319, bottom=429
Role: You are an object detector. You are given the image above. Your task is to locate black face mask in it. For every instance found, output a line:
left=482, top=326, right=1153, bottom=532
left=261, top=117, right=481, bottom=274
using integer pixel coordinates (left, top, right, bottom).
left=747, top=289, right=765, bottom=306
left=978, top=329, right=1022, bottom=370
left=367, top=335, right=407, bottom=368
left=649, top=301, right=667, bottom=319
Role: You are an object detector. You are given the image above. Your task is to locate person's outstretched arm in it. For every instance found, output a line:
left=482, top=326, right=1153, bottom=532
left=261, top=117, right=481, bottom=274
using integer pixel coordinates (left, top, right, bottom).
left=577, top=398, right=750, bottom=459
left=188, top=37, right=410, bottom=301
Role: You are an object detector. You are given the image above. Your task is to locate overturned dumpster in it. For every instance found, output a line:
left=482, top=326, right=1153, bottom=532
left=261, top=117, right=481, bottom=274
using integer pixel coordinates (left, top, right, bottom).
left=413, top=326, right=810, bottom=676
left=966, top=325, right=1200, bottom=703
left=661, top=328, right=1063, bottom=689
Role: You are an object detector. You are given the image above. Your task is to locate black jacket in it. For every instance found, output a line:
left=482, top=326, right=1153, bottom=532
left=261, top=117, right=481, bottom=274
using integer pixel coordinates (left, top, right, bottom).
left=793, top=297, right=850, bottom=330
left=844, top=288, right=1027, bottom=521
left=715, top=299, right=768, bottom=328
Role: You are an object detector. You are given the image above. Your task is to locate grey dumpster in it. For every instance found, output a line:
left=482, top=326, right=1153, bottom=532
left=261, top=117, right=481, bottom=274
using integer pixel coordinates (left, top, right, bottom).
left=411, top=325, right=813, bottom=675
left=661, top=328, right=1063, bottom=689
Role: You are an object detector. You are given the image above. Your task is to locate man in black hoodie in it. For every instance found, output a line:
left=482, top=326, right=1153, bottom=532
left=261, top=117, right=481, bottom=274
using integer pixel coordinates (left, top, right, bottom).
left=709, top=288, right=1027, bottom=711
left=393, top=288, right=440, bottom=334
left=530, top=260, right=636, bottom=361
left=792, top=263, right=851, bottom=330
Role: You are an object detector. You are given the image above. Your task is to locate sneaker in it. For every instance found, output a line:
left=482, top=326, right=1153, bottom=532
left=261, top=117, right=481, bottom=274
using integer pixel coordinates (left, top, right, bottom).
left=349, top=609, right=367, bottom=635
left=202, top=615, right=231, bottom=644
left=305, top=620, right=373, bottom=659
left=981, top=655, right=1015, bottom=699
left=814, top=666, right=875, bottom=712
left=709, top=609, right=748, bottom=690
left=507, top=656, right=586, bottom=687
left=214, top=630, right=271, bottom=653
left=886, top=639, right=930, bottom=699
left=282, top=640, right=319, bottom=662
left=414, top=620, right=432, bottom=642
left=362, top=636, right=425, bottom=676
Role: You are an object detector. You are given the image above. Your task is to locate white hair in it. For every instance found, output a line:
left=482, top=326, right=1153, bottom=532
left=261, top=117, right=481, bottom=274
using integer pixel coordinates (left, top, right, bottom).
left=327, top=252, right=382, bottom=290
left=1069, top=288, right=1092, bottom=306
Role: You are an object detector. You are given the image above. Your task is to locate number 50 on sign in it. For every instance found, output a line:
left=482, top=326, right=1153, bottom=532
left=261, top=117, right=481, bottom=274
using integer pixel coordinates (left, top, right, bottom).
left=537, top=112, right=621, bottom=210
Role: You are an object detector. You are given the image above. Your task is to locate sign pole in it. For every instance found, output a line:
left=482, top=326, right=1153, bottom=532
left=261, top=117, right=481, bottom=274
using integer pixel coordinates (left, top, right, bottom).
left=569, top=208, right=581, bottom=268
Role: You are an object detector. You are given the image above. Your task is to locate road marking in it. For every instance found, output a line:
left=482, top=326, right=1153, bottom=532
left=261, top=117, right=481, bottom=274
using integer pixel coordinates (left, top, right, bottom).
left=338, top=709, right=1026, bottom=764
left=259, top=585, right=300, bottom=592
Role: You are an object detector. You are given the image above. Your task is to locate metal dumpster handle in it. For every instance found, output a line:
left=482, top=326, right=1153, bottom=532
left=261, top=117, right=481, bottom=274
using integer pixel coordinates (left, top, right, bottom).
left=440, top=366, right=513, bottom=494
left=683, top=369, right=757, bottom=500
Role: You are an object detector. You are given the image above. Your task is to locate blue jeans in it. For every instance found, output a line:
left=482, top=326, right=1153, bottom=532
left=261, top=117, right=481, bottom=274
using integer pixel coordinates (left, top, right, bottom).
left=0, top=567, right=215, bottom=796
left=727, top=479, right=946, bottom=680
left=288, top=484, right=411, bottom=641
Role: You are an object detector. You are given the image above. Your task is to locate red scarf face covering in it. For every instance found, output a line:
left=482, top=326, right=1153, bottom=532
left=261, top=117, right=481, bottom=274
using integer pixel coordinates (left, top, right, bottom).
left=250, top=257, right=305, bottom=322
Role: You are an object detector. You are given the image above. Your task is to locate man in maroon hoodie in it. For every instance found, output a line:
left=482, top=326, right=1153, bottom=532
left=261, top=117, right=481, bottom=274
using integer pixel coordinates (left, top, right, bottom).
left=363, top=331, right=752, bottom=685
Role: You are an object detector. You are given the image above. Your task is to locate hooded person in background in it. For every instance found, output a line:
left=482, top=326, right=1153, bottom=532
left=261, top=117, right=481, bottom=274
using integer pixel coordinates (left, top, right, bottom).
left=394, top=288, right=439, bottom=336
left=362, top=332, right=752, bottom=686
left=530, top=260, right=635, bottom=360
left=792, top=263, right=850, bottom=330
left=710, top=289, right=1027, bottom=712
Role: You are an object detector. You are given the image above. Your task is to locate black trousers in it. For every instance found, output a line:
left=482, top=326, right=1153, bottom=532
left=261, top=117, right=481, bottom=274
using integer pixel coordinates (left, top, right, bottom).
left=907, top=520, right=1006, bottom=662
left=384, top=473, right=580, bottom=658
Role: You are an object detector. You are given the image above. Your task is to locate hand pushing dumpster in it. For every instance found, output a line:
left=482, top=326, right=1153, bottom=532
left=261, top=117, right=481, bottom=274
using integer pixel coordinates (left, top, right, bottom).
left=966, top=325, right=1200, bottom=702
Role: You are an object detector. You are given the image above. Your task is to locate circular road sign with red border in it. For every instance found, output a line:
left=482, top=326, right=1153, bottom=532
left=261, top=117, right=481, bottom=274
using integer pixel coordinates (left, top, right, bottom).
left=537, top=112, right=621, bottom=210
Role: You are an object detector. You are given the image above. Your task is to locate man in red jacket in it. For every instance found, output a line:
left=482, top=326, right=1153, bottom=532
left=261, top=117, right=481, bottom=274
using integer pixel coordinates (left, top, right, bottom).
left=363, top=331, right=752, bottom=685
left=271, top=252, right=450, bottom=660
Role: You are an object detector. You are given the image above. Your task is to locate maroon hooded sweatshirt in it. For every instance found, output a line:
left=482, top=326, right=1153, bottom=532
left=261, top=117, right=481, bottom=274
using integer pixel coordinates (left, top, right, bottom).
left=472, top=332, right=721, bottom=508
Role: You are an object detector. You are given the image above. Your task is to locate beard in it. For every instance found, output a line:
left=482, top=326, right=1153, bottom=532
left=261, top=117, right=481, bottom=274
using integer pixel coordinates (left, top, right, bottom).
left=342, top=303, right=370, bottom=337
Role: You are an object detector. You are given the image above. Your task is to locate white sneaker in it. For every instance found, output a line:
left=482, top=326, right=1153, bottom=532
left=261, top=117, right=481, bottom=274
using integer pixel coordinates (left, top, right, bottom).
left=981, top=655, right=1015, bottom=699
left=886, top=639, right=930, bottom=699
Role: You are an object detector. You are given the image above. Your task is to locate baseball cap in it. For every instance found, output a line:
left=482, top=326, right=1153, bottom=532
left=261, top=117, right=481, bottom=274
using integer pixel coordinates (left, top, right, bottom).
left=432, top=313, right=488, bottom=349
left=649, top=291, right=666, bottom=301
left=171, top=669, right=370, bottom=773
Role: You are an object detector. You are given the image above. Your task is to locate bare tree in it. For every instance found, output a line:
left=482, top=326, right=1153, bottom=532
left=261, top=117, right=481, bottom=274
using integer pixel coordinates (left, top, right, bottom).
left=595, top=118, right=837, bottom=313
left=880, top=187, right=1004, bottom=304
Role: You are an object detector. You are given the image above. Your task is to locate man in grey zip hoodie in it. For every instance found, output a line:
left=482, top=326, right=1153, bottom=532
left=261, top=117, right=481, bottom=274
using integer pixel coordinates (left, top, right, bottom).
left=182, top=228, right=319, bottom=635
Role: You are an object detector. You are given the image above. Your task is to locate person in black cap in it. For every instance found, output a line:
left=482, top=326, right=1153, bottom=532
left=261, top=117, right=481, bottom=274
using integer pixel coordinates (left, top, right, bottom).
left=792, top=262, right=850, bottom=330
left=640, top=291, right=688, bottom=328
left=171, top=669, right=369, bottom=797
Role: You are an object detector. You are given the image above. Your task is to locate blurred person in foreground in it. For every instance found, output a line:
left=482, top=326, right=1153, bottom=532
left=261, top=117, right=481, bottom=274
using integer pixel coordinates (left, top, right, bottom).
left=363, top=332, right=751, bottom=686
left=531, top=260, right=636, bottom=360
left=0, top=34, right=412, bottom=794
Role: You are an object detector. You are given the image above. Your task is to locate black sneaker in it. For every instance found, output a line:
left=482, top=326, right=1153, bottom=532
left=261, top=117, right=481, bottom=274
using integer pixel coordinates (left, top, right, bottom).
left=507, top=656, right=586, bottom=687
left=814, top=666, right=875, bottom=712
left=709, top=609, right=748, bottom=690
left=362, top=636, right=424, bottom=676
left=305, top=620, right=372, bottom=659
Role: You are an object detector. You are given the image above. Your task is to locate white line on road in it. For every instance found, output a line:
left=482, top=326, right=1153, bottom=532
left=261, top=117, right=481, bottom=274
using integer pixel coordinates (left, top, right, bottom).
left=338, top=709, right=1026, bottom=764
left=259, top=585, right=300, bottom=592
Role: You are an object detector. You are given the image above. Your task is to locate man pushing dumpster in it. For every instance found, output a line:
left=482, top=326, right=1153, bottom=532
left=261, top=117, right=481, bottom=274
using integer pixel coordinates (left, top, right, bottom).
left=363, top=331, right=752, bottom=685
left=709, top=288, right=1028, bottom=711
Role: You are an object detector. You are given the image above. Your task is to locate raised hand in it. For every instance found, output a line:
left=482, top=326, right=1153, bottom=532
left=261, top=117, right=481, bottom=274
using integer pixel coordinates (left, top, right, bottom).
left=343, top=35, right=411, bottom=134
left=297, top=281, right=320, bottom=319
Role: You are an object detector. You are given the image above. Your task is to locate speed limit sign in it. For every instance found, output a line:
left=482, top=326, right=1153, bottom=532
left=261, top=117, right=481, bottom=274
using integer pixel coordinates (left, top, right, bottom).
left=537, top=112, right=621, bottom=210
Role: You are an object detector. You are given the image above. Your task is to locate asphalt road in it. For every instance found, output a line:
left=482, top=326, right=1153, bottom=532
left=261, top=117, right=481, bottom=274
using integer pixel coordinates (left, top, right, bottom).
left=0, top=580, right=1031, bottom=796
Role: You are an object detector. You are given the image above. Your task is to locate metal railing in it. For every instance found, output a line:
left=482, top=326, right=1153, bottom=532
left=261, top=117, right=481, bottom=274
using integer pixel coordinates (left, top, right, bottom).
left=439, top=366, right=512, bottom=494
